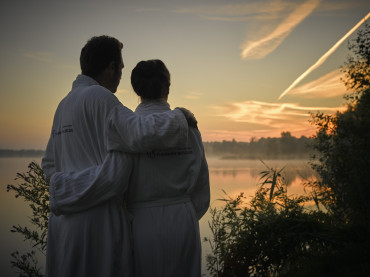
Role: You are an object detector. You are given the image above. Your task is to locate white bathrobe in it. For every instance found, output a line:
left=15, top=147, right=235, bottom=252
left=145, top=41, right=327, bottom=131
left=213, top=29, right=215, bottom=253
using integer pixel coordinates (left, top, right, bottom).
left=42, top=75, right=188, bottom=277
left=128, top=100, right=210, bottom=277
left=50, top=100, right=210, bottom=277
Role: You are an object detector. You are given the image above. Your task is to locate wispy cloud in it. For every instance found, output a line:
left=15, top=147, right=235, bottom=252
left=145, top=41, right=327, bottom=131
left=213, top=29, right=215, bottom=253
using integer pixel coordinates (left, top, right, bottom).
left=184, top=91, right=203, bottom=99
left=174, top=0, right=295, bottom=22
left=319, top=1, right=364, bottom=13
left=116, top=89, right=130, bottom=95
left=174, top=0, right=356, bottom=22
left=288, top=69, right=347, bottom=98
left=135, top=7, right=162, bottom=13
left=212, top=100, right=345, bottom=130
left=55, top=64, right=76, bottom=69
left=24, top=52, right=53, bottom=63
left=279, top=12, right=370, bottom=99
left=241, top=0, right=320, bottom=60
left=173, top=0, right=359, bottom=63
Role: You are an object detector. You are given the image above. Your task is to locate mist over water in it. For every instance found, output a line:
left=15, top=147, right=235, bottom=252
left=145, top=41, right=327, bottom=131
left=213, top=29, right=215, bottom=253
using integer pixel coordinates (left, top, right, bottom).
left=0, top=157, right=315, bottom=276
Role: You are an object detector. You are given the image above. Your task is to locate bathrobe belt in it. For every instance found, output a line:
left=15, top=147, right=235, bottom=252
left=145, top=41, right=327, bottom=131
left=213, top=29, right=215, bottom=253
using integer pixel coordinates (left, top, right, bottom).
left=128, top=195, right=191, bottom=210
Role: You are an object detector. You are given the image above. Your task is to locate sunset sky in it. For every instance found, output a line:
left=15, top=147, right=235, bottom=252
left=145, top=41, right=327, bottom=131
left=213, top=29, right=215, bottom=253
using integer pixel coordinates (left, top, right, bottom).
left=0, top=0, right=368, bottom=149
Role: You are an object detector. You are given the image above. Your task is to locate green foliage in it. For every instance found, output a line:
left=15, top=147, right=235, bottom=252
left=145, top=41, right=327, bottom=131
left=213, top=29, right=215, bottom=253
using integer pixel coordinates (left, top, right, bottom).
left=309, top=89, right=370, bottom=227
left=310, top=22, right=370, bottom=228
left=205, top=164, right=370, bottom=276
left=205, top=163, right=337, bottom=277
left=9, top=251, right=44, bottom=277
left=6, top=161, right=49, bottom=277
left=341, top=22, right=370, bottom=99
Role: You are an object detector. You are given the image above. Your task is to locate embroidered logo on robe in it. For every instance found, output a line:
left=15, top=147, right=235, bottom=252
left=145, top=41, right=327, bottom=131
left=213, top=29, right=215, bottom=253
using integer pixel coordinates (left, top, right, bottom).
left=52, top=125, right=74, bottom=138
left=146, top=147, right=193, bottom=159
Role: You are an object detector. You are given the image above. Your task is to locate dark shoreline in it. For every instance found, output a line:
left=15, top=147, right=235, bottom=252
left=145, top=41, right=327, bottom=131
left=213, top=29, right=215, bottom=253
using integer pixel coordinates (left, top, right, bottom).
left=0, top=149, right=45, bottom=158
left=0, top=149, right=311, bottom=160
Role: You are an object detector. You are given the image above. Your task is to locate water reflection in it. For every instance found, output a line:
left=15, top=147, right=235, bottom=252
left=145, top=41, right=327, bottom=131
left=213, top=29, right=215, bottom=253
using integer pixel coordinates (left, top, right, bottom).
left=209, top=158, right=315, bottom=180
left=207, top=158, right=316, bottom=206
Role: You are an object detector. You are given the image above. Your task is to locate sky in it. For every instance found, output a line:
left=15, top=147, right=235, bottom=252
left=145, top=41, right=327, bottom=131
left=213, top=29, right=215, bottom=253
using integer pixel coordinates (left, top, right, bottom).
left=0, top=0, right=369, bottom=149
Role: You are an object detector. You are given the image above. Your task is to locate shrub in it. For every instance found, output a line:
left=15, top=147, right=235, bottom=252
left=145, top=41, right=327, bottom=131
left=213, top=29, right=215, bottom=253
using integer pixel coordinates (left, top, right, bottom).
left=7, top=161, right=49, bottom=277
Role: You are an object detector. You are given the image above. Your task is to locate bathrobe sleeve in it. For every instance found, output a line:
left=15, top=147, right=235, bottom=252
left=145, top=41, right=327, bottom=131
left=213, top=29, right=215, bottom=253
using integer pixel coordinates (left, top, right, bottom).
left=42, top=135, right=56, bottom=183
left=106, top=102, right=189, bottom=152
left=190, top=129, right=210, bottom=220
left=191, top=154, right=210, bottom=220
left=49, top=152, right=132, bottom=215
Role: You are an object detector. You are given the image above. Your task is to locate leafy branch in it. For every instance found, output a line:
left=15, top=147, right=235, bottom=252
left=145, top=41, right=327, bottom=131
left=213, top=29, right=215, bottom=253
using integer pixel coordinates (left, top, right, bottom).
left=7, top=161, right=49, bottom=277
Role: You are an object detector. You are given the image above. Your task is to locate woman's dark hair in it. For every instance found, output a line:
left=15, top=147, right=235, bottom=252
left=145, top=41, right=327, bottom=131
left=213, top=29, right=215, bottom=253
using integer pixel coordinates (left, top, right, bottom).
left=80, top=35, right=123, bottom=78
left=131, top=59, right=170, bottom=100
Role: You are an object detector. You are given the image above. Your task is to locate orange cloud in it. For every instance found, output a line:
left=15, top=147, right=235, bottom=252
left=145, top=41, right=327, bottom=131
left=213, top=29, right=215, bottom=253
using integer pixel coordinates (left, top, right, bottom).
left=184, top=91, right=203, bottom=99
left=214, top=100, right=342, bottom=123
left=288, top=69, right=347, bottom=98
left=203, top=99, right=346, bottom=141
left=212, top=100, right=344, bottom=130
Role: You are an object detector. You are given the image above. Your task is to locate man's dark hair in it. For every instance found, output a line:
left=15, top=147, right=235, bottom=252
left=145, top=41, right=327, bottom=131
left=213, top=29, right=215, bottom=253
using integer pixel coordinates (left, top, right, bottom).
left=131, top=59, right=170, bottom=100
left=80, top=35, right=123, bottom=79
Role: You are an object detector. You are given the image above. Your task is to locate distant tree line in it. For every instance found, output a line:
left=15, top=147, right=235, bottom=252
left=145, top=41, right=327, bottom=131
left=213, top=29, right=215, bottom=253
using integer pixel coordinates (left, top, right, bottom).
left=0, top=149, right=45, bottom=157
left=203, top=132, right=313, bottom=159
left=1, top=133, right=312, bottom=159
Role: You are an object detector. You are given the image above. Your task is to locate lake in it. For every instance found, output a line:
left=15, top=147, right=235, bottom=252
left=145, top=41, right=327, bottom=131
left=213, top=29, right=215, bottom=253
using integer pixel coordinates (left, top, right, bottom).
left=0, top=157, right=315, bottom=276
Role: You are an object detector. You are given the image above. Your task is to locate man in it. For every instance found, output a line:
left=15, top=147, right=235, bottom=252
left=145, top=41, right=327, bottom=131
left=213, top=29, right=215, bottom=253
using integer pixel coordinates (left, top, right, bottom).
left=42, top=35, right=195, bottom=277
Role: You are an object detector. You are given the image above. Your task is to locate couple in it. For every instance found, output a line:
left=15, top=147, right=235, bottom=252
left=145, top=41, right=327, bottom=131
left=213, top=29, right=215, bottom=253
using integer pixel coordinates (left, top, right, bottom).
left=42, top=35, right=210, bottom=277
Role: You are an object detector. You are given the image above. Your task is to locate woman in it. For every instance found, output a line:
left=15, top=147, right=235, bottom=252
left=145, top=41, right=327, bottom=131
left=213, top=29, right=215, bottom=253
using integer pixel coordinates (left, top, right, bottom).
left=128, top=59, right=210, bottom=277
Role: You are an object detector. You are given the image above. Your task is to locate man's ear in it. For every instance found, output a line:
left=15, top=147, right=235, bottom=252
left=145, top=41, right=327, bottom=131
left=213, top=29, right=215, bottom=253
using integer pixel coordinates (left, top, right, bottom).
left=108, top=61, right=116, bottom=73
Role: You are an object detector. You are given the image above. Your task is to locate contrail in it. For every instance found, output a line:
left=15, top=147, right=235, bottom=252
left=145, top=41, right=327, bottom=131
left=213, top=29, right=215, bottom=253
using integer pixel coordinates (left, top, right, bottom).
left=278, top=12, right=370, bottom=100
